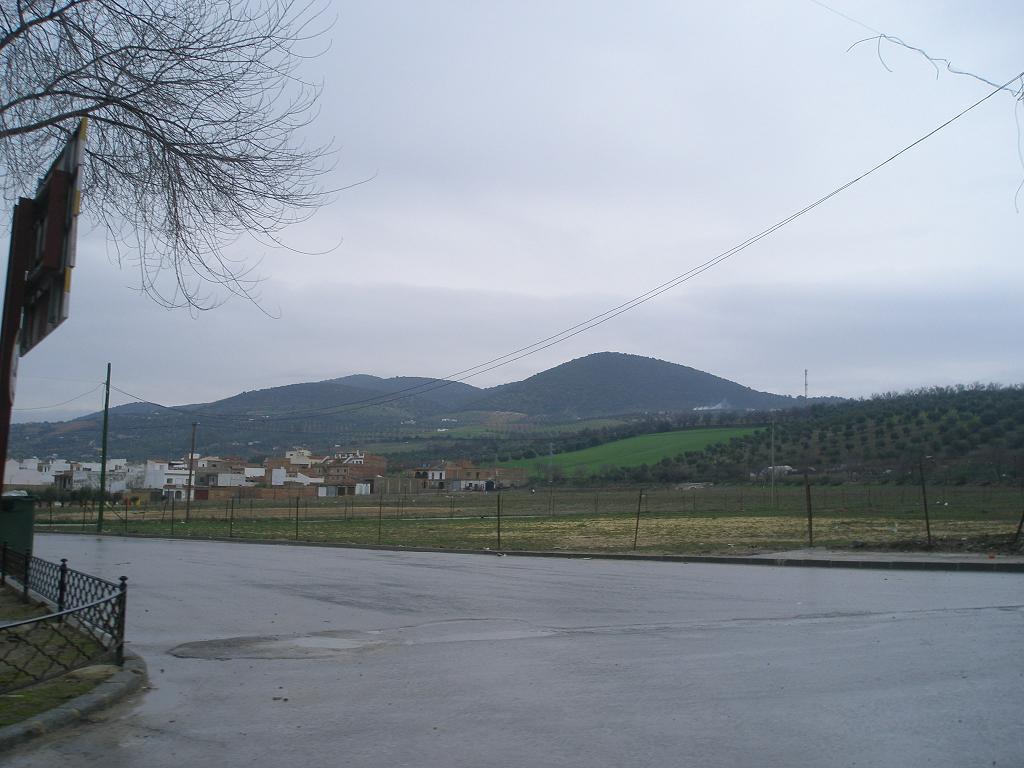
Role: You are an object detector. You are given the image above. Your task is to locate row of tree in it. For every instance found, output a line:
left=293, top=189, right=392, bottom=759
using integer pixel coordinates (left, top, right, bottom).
left=547, top=386, right=1024, bottom=486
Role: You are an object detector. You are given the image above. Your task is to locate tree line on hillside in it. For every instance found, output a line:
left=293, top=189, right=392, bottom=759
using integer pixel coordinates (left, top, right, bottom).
left=540, top=385, right=1024, bottom=486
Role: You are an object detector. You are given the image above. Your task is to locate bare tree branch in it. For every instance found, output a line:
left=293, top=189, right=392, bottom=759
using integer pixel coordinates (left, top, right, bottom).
left=0, top=0, right=338, bottom=308
left=845, top=30, right=1024, bottom=211
left=847, top=34, right=1020, bottom=96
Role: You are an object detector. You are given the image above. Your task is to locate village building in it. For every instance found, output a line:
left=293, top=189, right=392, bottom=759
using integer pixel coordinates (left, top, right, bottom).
left=406, top=460, right=527, bottom=491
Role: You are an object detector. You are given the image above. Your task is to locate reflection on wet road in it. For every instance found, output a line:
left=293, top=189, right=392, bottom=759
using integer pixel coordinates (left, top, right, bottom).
left=5, top=534, right=1022, bottom=768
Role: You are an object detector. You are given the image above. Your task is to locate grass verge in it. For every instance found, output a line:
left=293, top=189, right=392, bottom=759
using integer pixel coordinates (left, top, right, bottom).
left=0, top=586, right=111, bottom=727
left=73, top=509, right=1022, bottom=555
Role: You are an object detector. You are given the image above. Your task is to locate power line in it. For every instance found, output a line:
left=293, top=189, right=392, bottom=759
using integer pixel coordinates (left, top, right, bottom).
left=193, top=71, right=1020, bottom=420
left=808, top=0, right=880, bottom=35
left=106, top=384, right=364, bottom=428
left=12, top=384, right=103, bottom=411
left=101, top=386, right=380, bottom=439
left=49, top=73, right=1022, bottom=429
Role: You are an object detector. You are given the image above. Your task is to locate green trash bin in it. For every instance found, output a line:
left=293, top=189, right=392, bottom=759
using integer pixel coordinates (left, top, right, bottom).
left=0, top=495, right=35, bottom=557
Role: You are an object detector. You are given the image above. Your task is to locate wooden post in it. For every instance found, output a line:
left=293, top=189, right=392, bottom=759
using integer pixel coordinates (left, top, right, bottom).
left=97, top=362, right=111, bottom=532
left=185, top=422, right=197, bottom=522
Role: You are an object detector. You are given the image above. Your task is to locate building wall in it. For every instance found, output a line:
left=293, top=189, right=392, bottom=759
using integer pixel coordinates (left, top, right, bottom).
left=192, top=485, right=319, bottom=501
left=4, top=459, right=51, bottom=487
left=323, top=452, right=388, bottom=485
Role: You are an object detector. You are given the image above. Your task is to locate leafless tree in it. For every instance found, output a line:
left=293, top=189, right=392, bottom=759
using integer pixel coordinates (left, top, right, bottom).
left=0, top=0, right=335, bottom=309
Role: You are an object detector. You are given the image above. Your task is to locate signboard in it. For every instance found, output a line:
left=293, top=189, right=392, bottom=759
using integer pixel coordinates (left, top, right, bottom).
left=0, top=118, right=87, bottom=490
left=19, top=119, right=87, bottom=354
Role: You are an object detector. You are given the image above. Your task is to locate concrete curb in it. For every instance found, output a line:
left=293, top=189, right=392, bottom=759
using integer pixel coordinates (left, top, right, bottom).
left=0, top=652, right=147, bottom=753
left=39, top=530, right=1024, bottom=572
left=496, top=549, right=1024, bottom=572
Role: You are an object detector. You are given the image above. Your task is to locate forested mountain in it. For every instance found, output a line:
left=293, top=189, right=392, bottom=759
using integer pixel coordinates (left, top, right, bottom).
left=471, top=352, right=822, bottom=416
left=9, top=352, right=831, bottom=460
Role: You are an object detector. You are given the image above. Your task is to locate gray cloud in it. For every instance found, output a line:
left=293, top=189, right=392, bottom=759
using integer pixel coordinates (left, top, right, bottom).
left=9, top=1, right=1024, bottom=423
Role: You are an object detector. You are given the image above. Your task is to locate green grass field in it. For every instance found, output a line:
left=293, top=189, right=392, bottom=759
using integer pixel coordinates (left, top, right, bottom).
left=44, top=484, right=1024, bottom=555
left=498, top=427, right=757, bottom=475
left=60, top=507, right=1021, bottom=556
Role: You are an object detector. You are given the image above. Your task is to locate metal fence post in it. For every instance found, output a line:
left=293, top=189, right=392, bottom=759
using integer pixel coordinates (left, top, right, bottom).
left=377, top=489, right=383, bottom=545
left=919, top=459, right=932, bottom=548
left=804, top=472, right=814, bottom=547
left=115, top=576, right=128, bottom=665
left=21, top=549, right=30, bottom=602
left=1, top=542, right=6, bottom=585
left=58, top=558, right=68, bottom=612
left=633, top=489, right=644, bottom=551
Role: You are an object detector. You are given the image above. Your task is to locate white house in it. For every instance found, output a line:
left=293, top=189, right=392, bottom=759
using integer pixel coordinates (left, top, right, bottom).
left=58, top=461, right=129, bottom=493
left=138, top=459, right=193, bottom=499
left=4, top=458, right=51, bottom=487
left=268, top=467, right=322, bottom=487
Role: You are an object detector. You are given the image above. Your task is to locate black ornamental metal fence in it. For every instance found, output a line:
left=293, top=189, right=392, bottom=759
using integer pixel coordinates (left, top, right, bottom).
left=0, top=543, right=127, bottom=694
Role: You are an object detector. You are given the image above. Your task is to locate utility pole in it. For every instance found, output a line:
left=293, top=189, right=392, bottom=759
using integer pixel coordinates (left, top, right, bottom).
left=185, top=422, right=197, bottom=522
left=804, top=369, right=808, bottom=400
left=769, top=414, right=776, bottom=509
left=96, top=363, right=111, bottom=533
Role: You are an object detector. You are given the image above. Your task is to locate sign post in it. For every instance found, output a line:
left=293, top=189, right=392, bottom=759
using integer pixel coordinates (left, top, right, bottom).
left=0, top=119, right=87, bottom=492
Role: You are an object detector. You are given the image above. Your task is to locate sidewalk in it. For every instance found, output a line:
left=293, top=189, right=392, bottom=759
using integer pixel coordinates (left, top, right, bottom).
left=742, top=547, right=1024, bottom=571
left=753, top=547, right=1024, bottom=563
left=0, top=654, right=146, bottom=752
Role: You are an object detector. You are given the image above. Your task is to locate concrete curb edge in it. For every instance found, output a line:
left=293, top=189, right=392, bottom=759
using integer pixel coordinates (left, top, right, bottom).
left=0, top=652, right=148, bottom=753
left=39, top=530, right=1024, bottom=572
left=497, top=549, right=1024, bottom=572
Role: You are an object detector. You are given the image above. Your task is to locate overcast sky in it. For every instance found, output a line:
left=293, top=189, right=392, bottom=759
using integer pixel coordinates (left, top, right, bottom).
left=8, top=0, right=1024, bottom=423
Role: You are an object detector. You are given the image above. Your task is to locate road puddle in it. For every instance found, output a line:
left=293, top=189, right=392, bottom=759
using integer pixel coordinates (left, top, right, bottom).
left=170, top=618, right=556, bottom=660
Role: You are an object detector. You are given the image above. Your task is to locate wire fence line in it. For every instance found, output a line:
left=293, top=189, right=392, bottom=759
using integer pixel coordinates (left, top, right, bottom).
left=0, top=545, right=127, bottom=694
left=34, top=485, right=1024, bottom=554
left=33, top=483, right=1024, bottom=518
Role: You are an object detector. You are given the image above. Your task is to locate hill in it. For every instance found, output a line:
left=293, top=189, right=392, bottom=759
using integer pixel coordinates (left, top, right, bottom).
left=328, top=376, right=481, bottom=412
left=181, top=376, right=482, bottom=417
left=472, top=353, right=821, bottom=416
left=588, top=385, right=1024, bottom=486
left=7, top=352, right=830, bottom=461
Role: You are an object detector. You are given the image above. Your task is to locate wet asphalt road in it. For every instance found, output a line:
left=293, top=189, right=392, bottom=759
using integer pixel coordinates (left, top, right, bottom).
left=4, top=534, right=1023, bottom=768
